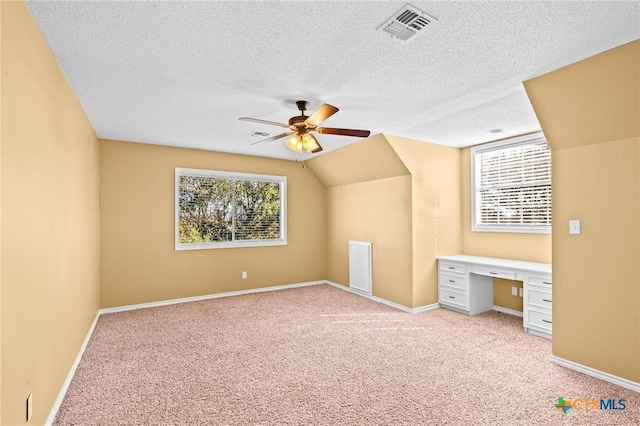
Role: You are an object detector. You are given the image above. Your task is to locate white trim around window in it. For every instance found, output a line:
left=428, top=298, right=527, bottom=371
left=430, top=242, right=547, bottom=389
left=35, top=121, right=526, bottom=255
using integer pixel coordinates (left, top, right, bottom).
left=175, top=168, right=287, bottom=250
left=471, top=132, right=552, bottom=234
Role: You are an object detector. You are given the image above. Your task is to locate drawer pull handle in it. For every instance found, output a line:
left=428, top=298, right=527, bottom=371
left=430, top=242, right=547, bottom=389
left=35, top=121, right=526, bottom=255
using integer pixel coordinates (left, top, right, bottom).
left=448, top=280, right=456, bottom=283
left=448, top=296, right=456, bottom=299
left=542, top=299, right=552, bottom=303
left=489, top=272, right=498, bottom=275
left=542, top=319, right=552, bottom=324
left=543, top=281, right=551, bottom=285
left=448, top=266, right=455, bottom=270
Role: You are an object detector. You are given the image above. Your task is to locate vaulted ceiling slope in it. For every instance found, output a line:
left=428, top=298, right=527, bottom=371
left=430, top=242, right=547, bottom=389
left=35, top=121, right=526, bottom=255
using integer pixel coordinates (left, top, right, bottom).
left=26, top=1, right=640, bottom=161
left=306, top=134, right=410, bottom=187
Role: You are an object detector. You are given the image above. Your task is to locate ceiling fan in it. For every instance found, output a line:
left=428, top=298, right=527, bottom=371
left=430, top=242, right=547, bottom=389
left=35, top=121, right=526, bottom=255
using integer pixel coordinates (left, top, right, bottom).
left=239, top=100, right=371, bottom=154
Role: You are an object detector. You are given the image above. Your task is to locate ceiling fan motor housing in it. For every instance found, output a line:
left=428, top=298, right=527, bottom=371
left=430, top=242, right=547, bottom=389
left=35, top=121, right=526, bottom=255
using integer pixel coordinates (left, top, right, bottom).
left=289, top=115, right=309, bottom=129
left=289, top=100, right=310, bottom=130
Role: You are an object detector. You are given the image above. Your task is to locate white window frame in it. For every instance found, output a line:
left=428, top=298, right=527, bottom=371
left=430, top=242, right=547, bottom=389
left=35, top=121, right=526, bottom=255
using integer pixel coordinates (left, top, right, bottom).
left=471, top=133, right=551, bottom=234
left=175, top=167, right=287, bottom=250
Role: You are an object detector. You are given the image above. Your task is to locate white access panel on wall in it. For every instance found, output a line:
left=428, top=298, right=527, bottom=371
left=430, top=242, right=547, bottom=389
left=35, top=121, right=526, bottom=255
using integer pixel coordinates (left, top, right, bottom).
left=349, top=241, right=372, bottom=294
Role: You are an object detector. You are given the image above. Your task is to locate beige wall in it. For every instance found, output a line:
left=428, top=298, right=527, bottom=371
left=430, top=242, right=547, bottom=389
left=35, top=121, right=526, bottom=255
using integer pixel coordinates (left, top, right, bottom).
left=307, top=135, right=414, bottom=307
left=1, top=2, right=101, bottom=425
left=99, top=139, right=326, bottom=308
left=551, top=139, right=639, bottom=380
left=308, top=134, right=461, bottom=309
left=0, top=3, right=3, bottom=420
left=385, top=134, right=462, bottom=308
left=493, top=278, right=523, bottom=312
left=325, top=176, right=413, bottom=306
left=308, top=134, right=410, bottom=187
left=1, top=3, right=4, bottom=420
left=524, top=40, right=639, bottom=383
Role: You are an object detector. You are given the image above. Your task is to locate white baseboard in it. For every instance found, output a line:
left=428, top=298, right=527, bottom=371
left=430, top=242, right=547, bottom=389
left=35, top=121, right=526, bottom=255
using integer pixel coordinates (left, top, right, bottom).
left=99, top=280, right=326, bottom=314
left=325, top=281, right=439, bottom=314
left=412, top=303, right=441, bottom=314
left=492, top=305, right=523, bottom=318
left=525, top=328, right=552, bottom=340
left=550, top=355, right=640, bottom=393
left=45, top=312, right=101, bottom=426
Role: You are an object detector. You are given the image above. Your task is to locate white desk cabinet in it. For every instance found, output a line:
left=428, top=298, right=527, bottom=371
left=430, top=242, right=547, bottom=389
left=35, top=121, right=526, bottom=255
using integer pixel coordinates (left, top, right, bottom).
left=438, top=255, right=552, bottom=339
left=524, top=275, right=553, bottom=337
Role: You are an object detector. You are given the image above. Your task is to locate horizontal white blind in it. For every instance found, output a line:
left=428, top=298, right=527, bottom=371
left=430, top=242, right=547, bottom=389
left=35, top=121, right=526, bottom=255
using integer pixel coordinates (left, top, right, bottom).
left=233, top=179, right=282, bottom=241
left=179, top=175, right=234, bottom=242
left=474, top=138, right=551, bottom=232
left=176, top=168, right=285, bottom=249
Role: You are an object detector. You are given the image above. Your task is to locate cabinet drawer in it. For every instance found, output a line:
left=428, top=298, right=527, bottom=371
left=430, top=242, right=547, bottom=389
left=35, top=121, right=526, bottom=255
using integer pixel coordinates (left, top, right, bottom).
left=528, top=275, right=552, bottom=286
left=439, top=272, right=466, bottom=290
left=528, top=309, right=552, bottom=332
left=440, top=288, right=466, bottom=310
left=474, top=266, right=516, bottom=280
left=439, top=262, right=466, bottom=274
left=528, top=288, right=552, bottom=311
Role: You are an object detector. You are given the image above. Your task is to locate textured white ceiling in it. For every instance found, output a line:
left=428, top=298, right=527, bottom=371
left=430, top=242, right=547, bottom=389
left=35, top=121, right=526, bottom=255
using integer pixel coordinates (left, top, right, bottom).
left=26, top=1, right=640, bottom=161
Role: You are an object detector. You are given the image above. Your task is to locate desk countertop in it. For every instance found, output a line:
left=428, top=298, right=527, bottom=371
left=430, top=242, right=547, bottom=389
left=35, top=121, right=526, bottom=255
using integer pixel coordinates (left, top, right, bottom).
left=437, top=254, right=551, bottom=274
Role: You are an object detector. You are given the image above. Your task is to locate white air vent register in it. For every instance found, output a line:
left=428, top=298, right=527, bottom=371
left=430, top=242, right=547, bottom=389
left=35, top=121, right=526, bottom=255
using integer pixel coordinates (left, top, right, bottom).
left=378, top=3, right=438, bottom=42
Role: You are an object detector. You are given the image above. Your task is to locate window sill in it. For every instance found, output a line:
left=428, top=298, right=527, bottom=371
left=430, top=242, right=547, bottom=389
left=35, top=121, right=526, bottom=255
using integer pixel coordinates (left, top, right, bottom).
left=472, top=226, right=551, bottom=235
left=175, top=239, right=287, bottom=251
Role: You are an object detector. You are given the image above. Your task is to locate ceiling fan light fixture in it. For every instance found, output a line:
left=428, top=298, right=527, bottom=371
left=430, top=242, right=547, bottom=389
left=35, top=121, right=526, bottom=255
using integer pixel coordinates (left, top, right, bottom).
left=285, top=135, right=303, bottom=153
left=286, top=133, right=321, bottom=154
left=301, top=133, right=320, bottom=152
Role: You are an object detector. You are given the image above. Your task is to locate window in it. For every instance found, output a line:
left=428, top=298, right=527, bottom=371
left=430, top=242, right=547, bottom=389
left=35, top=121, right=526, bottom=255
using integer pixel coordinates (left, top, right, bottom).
left=471, top=133, right=551, bottom=233
left=175, top=168, right=286, bottom=250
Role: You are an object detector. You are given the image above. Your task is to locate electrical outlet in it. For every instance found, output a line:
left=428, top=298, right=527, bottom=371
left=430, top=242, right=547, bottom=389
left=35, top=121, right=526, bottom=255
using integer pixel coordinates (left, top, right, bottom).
left=569, top=219, right=581, bottom=235
left=511, top=286, right=518, bottom=296
left=519, top=287, right=523, bottom=297
left=242, top=271, right=247, bottom=279
left=26, top=393, right=33, bottom=423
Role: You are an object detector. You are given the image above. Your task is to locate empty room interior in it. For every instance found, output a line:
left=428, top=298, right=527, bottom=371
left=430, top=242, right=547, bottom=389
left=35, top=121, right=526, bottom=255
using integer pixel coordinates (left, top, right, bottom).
left=2, top=1, right=640, bottom=425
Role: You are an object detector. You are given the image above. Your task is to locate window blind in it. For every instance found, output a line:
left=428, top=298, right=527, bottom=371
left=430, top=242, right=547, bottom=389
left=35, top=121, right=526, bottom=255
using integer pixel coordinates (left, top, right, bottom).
left=176, top=168, right=286, bottom=249
left=473, top=137, right=551, bottom=232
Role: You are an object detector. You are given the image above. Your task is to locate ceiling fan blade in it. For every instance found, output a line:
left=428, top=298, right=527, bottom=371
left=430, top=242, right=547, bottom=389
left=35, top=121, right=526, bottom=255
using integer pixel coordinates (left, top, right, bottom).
left=317, top=127, right=371, bottom=138
left=304, top=104, right=339, bottom=127
left=239, top=117, right=289, bottom=128
left=250, top=131, right=293, bottom=145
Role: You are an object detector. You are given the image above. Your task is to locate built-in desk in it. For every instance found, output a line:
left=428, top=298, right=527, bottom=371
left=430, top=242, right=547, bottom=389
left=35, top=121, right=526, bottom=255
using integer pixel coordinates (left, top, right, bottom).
left=437, top=255, right=552, bottom=339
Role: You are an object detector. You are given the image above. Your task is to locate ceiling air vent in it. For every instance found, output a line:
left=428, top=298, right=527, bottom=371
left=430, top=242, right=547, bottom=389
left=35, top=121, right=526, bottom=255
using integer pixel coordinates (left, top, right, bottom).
left=377, top=3, right=438, bottom=42
left=251, top=131, right=271, bottom=138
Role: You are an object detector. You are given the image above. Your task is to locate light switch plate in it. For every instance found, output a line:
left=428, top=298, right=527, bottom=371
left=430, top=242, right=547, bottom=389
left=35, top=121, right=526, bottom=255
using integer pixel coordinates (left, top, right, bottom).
left=569, top=219, right=581, bottom=235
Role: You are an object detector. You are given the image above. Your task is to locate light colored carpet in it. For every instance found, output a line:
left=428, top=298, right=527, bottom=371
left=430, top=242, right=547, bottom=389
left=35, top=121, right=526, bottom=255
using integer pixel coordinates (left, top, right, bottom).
left=54, top=284, right=639, bottom=425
